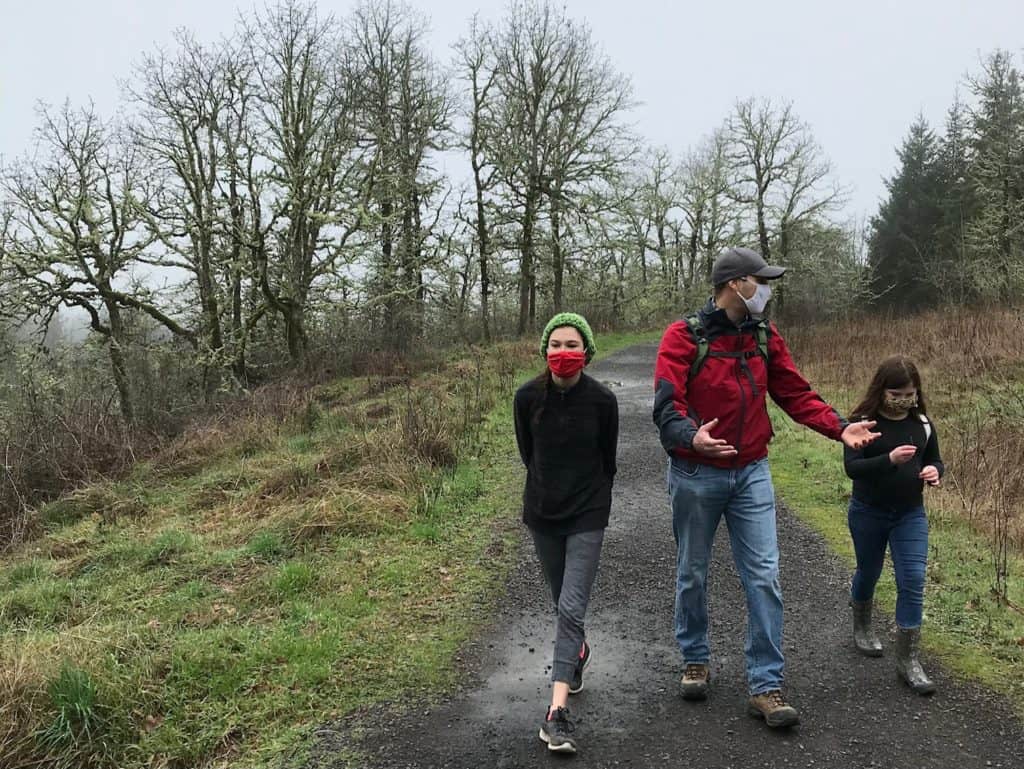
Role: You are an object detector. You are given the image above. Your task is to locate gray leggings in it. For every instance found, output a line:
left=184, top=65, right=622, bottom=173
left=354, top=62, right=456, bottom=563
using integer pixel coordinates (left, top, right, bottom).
left=531, top=527, right=605, bottom=683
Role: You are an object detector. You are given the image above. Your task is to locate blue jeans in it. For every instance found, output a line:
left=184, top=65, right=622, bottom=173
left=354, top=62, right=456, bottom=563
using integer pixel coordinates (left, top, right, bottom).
left=848, top=497, right=928, bottom=629
left=667, top=457, right=784, bottom=695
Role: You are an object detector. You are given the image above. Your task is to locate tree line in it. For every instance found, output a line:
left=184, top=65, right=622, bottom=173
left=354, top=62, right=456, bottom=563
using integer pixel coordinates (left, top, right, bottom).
left=0, top=0, right=856, bottom=432
left=869, top=50, right=1024, bottom=309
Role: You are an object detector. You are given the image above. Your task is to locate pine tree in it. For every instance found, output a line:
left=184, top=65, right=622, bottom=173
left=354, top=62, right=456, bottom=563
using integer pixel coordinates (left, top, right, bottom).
left=934, top=95, right=978, bottom=301
left=965, top=50, right=1024, bottom=302
left=868, top=116, right=945, bottom=309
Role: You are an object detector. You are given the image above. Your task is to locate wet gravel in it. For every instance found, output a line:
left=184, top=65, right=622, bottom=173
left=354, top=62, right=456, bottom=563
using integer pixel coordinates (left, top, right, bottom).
left=323, top=343, right=1024, bottom=769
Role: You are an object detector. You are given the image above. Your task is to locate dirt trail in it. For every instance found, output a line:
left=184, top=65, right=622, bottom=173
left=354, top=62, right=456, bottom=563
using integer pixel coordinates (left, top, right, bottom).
left=340, top=343, right=1024, bottom=769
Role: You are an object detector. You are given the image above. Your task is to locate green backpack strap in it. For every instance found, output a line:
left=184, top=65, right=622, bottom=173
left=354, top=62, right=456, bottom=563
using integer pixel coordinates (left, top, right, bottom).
left=753, top=320, right=770, bottom=364
left=683, top=313, right=709, bottom=380
left=685, top=314, right=771, bottom=382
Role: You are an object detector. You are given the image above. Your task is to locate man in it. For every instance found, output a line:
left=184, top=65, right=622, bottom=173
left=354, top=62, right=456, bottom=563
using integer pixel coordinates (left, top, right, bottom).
left=652, top=246, right=878, bottom=728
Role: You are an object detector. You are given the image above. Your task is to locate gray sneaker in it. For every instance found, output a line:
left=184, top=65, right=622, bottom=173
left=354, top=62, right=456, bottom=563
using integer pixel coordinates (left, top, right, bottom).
left=539, top=707, right=577, bottom=753
left=569, top=641, right=591, bottom=695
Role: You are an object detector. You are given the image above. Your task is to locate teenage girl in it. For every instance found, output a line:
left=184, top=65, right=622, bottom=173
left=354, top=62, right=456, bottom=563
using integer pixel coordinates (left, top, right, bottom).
left=844, top=355, right=942, bottom=694
left=513, top=312, right=619, bottom=753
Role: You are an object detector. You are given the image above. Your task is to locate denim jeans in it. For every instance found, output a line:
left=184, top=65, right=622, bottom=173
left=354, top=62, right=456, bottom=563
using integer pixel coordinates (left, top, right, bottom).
left=848, top=497, right=928, bottom=629
left=667, top=456, right=784, bottom=695
left=531, top=528, right=605, bottom=683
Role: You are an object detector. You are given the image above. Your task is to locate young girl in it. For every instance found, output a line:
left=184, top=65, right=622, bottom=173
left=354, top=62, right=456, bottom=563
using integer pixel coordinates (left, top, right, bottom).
left=513, top=312, right=618, bottom=754
left=844, top=355, right=943, bottom=695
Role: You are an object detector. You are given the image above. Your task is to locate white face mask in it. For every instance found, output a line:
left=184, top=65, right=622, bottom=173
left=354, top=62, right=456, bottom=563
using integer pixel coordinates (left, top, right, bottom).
left=736, top=280, right=772, bottom=316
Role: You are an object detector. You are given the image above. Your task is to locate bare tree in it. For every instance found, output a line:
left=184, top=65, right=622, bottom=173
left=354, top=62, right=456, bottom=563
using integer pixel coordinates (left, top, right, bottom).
left=681, top=130, right=741, bottom=285
left=246, top=0, right=367, bottom=364
left=0, top=103, right=194, bottom=425
left=487, top=0, right=632, bottom=332
left=576, top=196, right=639, bottom=324
left=641, top=148, right=680, bottom=290
left=454, top=15, right=499, bottom=342
left=543, top=22, right=633, bottom=312
left=727, top=98, right=844, bottom=311
left=728, top=97, right=793, bottom=260
left=616, top=166, right=655, bottom=290
left=603, top=147, right=679, bottom=310
left=131, top=30, right=255, bottom=395
left=351, top=0, right=451, bottom=349
left=727, top=98, right=839, bottom=258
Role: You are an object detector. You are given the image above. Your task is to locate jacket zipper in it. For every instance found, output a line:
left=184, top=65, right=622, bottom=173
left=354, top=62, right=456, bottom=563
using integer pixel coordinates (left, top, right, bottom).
left=733, top=360, right=746, bottom=466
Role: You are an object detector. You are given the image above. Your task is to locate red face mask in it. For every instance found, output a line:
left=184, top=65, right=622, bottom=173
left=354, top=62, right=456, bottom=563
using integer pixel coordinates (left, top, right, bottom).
left=547, top=349, right=586, bottom=378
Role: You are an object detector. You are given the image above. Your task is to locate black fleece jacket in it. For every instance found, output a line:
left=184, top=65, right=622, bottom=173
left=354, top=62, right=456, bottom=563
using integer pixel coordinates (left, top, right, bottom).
left=513, top=372, right=618, bottom=535
left=844, top=412, right=944, bottom=512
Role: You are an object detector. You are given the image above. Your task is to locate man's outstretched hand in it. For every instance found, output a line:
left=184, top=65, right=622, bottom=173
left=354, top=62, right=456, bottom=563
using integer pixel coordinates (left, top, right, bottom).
left=692, top=418, right=738, bottom=458
left=842, top=420, right=880, bottom=451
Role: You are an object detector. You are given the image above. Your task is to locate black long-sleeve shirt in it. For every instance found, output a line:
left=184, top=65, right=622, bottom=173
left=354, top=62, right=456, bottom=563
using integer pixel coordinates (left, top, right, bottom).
left=513, top=372, right=618, bottom=535
left=844, top=412, right=944, bottom=512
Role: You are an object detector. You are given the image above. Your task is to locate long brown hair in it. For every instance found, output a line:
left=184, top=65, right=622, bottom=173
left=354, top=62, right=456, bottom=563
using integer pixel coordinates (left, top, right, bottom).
left=850, top=355, right=928, bottom=420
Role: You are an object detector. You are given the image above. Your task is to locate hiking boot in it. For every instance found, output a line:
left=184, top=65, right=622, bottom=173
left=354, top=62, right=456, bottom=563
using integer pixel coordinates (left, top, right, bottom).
left=538, top=706, right=577, bottom=753
left=679, top=662, right=710, bottom=701
left=851, top=599, right=883, bottom=657
left=895, top=627, right=936, bottom=695
left=747, top=690, right=800, bottom=728
left=569, top=641, right=591, bottom=695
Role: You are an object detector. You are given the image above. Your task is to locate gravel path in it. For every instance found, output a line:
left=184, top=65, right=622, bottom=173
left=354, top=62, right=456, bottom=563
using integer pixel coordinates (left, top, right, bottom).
left=339, top=343, right=1024, bottom=769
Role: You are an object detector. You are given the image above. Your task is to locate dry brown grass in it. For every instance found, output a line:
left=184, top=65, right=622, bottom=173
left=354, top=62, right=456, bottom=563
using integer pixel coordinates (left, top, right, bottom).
left=147, top=417, right=278, bottom=478
left=785, top=306, right=1024, bottom=392
left=40, top=486, right=147, bottom=529
left=189, top=341, right=534, bottom=549
left=0, top=652, right=48, bottom=768
left=278, top=489, right=412, bottom=542
left=784, top=306, right=1024, bottom=566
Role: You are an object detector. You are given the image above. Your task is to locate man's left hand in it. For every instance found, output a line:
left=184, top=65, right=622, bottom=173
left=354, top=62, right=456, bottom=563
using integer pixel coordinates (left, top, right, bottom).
left=841, top=420, right=880, bottom=450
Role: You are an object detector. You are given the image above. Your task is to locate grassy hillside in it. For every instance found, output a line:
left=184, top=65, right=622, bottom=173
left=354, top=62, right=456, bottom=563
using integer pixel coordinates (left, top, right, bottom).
left=4, top=309, right=1022, bottom=768
left=0, top=343, right=529, bottom=767
left=0, top=331, right=653, bottom=768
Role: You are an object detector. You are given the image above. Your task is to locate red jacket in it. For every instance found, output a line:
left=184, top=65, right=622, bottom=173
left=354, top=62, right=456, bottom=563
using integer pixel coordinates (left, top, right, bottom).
left=653, top=302, right=846, bottom=468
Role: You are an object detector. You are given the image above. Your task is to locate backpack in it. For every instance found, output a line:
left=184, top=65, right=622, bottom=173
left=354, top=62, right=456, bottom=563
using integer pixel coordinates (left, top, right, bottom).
left=918, top=412, right=932, bottom=442
left=683, top=312, right=771, bottom=382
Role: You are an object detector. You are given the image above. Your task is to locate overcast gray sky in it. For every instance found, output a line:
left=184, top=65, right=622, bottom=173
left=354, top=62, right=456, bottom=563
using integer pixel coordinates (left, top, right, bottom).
left=2, top=0, right=1022, bottom=222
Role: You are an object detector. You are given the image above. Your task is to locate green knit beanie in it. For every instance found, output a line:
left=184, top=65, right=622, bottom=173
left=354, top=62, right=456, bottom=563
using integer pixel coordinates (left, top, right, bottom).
left=539, top=312, right=597, bottom=363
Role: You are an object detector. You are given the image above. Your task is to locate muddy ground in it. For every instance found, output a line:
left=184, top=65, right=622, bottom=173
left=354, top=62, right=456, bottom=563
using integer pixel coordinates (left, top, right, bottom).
left=324, top=344, right=1024, bottom=769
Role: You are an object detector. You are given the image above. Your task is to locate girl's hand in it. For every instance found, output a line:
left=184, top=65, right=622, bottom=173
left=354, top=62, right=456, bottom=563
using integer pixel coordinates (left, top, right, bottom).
left=919, top=465, right=941, bottom=486
left=889, top=444, right=917, bottom=465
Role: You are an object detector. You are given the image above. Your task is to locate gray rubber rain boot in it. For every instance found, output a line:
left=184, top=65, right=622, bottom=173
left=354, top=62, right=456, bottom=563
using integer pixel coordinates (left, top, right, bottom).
left=895, top=627, right=936, bottom=695
left=851, top=599, right=883, bottom=657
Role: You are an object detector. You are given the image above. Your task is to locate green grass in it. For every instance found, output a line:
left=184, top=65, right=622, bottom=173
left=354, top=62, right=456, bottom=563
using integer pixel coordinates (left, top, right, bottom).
left=246, top=532, right=289, bottom=562
left=0, top=331, right=655, bottom=768
left=769, top=403, right=1024, bottom=712
left=11, top=324, right=1019, bottom=765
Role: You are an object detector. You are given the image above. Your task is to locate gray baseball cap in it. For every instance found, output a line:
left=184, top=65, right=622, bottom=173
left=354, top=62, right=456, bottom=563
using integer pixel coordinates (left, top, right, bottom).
left=711, top=247, right=786, bottom=285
